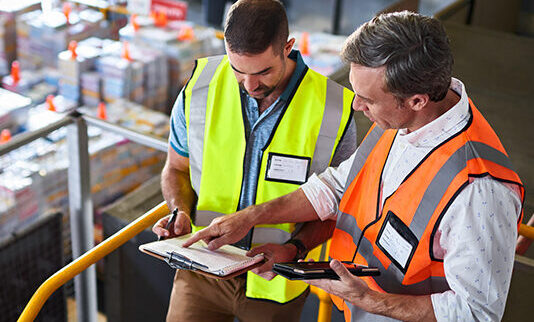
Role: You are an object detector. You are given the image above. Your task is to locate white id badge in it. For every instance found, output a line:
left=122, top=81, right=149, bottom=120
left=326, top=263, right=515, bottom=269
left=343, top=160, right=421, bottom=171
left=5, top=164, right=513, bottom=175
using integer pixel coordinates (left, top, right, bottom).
left=376, top=211, right=418, bottom=272
left=265, top=153, right=310, bottom=185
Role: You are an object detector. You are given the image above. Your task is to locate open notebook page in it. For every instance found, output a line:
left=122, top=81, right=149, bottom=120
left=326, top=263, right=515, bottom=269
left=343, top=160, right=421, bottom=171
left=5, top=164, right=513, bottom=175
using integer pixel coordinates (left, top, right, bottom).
left=139, top=233, right=264, bottom=276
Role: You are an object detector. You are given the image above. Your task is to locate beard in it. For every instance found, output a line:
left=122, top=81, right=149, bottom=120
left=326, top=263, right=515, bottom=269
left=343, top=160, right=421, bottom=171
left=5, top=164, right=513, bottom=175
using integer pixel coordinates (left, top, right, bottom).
left=239, top=82, right=277, bottom=99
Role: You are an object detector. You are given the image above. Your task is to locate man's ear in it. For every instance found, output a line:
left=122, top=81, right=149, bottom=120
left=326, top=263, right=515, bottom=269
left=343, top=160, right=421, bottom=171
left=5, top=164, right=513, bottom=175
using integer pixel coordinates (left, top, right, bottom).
left=405, top=94, right=430, bottom=112
left=284, top=38, right=295, bottom=55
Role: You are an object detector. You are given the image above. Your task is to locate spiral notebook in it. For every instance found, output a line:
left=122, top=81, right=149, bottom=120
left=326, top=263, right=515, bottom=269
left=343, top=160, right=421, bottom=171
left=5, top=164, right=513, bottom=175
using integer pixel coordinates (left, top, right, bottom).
left=139, top=233, right=264, bottom=279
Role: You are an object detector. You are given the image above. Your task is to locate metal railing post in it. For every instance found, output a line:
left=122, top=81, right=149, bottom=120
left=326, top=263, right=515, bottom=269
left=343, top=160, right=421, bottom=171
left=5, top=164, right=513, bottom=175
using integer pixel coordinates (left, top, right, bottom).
left=67, top=116, right=97, bottom=322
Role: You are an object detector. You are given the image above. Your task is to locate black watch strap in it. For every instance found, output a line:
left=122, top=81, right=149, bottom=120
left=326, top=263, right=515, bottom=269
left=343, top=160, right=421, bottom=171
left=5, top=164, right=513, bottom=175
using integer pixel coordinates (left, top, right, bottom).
left=284, top=238, right=308, bottom=261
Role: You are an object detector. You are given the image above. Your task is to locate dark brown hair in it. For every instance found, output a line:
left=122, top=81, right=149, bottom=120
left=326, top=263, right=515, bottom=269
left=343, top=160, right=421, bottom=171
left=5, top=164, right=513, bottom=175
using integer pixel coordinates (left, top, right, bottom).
left=224, top=0, right=289, bottom=56
left=342, top=11, right=453, bottom=102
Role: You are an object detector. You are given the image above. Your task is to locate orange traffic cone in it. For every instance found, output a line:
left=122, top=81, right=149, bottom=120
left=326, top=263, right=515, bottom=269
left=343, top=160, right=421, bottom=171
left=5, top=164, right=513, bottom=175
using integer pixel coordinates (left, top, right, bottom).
left=0, top=129, right=11, bottom=144
left=11, top=61, right=20, bottom=85
left=155, top=10, right=167, bottom=27
left=299, top=32, right=310, bottom=56
left=97, top=102, right=107, bottom=120
left=121, top=41, right=132, bottom=61
left=131, top=13, right=140, bottom=32
left=68, top=40, right=78, bottom=59
left=178, top=25, right=195, bottom=41
left=63, top=2, right=72, bottom=24
left=46, top=95, right=56, bottom=112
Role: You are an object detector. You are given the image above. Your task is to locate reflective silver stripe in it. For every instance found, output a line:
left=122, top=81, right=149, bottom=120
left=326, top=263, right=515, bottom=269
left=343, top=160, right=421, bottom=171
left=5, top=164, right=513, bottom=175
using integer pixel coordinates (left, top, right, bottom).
left=336, top=208, right=361, bottom=240
left=318, top=241, right=329, bottom=261
left=335, top=140, right=514, bottom=295
left=194, top=210, right=290, bottom=244
left=331, top=224, right=450, bottom=296
left=194, top=210, right=223, bottom=226
left=252, top=228, right=291, bottom=244
left=343, top=125, right=384, bottom=191
left=409, top=141, right=514, bottom=239
left=336, top=125, right=383, bottom=238
left=188, top=55, right=225, bottom=193
left=310, top=79, right=344, bottom=175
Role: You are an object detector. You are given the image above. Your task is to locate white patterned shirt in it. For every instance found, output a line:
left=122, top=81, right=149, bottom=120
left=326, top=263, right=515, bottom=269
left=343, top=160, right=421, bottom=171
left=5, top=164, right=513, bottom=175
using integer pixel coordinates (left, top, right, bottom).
left=301, top=78, right=522, bottom=321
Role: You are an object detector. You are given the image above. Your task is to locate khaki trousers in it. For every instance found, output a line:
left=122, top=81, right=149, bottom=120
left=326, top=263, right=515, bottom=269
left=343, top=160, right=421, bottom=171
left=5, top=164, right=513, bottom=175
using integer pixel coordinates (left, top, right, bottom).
left=166, top=269, right=309, bottom=322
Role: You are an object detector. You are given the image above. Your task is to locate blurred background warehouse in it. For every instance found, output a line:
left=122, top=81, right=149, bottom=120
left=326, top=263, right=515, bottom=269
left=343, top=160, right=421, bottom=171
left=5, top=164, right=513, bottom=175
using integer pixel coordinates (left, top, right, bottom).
left=0, top=0, right=532, bottom=321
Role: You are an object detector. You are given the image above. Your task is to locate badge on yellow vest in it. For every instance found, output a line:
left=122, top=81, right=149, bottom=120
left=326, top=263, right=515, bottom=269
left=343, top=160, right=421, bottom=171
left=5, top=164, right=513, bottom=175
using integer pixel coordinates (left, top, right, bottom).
left=265, top=152, right=311, bottom=185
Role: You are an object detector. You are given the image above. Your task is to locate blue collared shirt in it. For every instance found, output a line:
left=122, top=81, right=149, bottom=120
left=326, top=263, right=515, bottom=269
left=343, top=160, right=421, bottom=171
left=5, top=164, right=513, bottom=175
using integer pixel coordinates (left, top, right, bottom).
left=169, top=50, right=356, bottom=210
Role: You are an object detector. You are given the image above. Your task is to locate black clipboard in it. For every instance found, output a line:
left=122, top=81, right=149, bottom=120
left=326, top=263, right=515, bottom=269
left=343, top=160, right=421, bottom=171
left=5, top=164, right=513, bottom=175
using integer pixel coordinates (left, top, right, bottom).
left=272, top=261, right=380, bottom=280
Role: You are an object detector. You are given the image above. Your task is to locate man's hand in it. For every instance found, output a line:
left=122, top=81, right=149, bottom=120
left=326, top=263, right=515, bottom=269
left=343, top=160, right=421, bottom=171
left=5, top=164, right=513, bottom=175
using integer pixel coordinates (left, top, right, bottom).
left=516, top=234, right=533, bottom=255
left=152, top=211, right=191, bottom=238
left=304, top=260, right=436, bottom=321
left=246, top=243, right=298, bottom=281
left=303, top=259, right=371, bottom=305
left=183, top=210, right=254, bottom=249
left=183, top=188, right=320, bottom=249
left=516, top=214, right=534, bottom=255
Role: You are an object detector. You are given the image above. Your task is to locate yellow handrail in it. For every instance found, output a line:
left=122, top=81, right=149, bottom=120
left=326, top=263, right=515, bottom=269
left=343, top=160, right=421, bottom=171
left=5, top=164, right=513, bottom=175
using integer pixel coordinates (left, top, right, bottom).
left=18, top=201, right=169, bottom=322
left=17, top=206, right=534, bottom=322
left=519, top=223, right=534, bottom=240
left=310, top=286, right=333, bottom=322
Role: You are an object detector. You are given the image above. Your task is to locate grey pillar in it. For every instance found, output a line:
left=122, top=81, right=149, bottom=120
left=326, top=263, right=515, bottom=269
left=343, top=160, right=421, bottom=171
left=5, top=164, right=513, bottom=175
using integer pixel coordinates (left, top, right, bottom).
left=67, top=116, right=97, bottom=322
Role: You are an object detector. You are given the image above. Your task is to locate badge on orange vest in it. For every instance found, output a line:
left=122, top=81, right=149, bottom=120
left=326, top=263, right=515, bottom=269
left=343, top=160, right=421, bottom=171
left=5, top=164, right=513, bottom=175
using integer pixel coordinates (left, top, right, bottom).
left=265, top=152, right=311, bottom=185
left=376, top=211, right=418, bottom=273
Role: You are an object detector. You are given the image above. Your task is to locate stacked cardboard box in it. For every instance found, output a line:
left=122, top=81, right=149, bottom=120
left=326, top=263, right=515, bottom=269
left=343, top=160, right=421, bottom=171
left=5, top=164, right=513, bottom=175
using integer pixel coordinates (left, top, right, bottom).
left=292, top=31, right=346, bottom=77
left=1, top=66, right=60, bottom=105
left=77, top=37, right=168, bottom=110
left=119, top=20, right=224, bottom=111
left=97, top=54, right=144, bottom=104
left=0, top=87, right=32, bottom=133
left=0, top=0, right=41, bottom=75
left=0, top=137, right=57, bottom=235
left=80, top=71, right=101, bottom=107
left=57, top=43, right=100, bottom=103
left=0, top=101, right=169, bottom=238
left=128, top=44, right=168, bottom=111
left=16, top=8, right=107, bottom=70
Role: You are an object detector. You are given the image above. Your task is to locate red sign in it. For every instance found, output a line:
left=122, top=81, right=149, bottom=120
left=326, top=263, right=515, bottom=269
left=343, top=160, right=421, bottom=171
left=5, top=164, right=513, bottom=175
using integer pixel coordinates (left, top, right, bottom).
left=151, top=0, right=188, bottom=21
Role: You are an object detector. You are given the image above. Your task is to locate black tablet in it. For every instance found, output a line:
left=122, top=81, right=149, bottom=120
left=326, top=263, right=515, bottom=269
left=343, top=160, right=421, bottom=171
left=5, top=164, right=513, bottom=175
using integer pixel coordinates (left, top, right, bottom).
left=272, top=261, right=380, bottom=280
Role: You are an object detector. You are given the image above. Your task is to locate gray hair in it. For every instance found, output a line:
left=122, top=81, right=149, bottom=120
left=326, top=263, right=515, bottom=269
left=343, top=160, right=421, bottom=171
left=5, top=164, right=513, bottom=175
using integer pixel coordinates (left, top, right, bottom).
left=341, top=11, right=453, bottom=102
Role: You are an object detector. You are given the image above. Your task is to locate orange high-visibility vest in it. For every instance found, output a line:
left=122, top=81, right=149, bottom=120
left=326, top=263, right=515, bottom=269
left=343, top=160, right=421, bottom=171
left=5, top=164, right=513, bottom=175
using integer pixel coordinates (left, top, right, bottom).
left=329, top=100, right=524, bottom=321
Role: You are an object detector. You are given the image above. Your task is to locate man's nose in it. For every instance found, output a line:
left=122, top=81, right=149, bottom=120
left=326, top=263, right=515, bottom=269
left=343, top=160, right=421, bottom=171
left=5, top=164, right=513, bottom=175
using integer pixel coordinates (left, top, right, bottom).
left=352, top=95, right=366, bottom=111
left=243, top=76, right=259, bottom=92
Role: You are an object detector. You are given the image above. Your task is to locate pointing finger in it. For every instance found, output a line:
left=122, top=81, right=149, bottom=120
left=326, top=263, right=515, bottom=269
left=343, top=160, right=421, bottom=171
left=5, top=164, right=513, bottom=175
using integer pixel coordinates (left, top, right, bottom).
left=182, top=229, right=209, bottom=247
left=206, top=234, right=233, bottom=250
left=247, top=245, right=267, bottom=257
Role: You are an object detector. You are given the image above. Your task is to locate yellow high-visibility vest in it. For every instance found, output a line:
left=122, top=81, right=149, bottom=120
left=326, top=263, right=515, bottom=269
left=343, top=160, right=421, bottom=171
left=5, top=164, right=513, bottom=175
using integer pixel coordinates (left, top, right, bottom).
left=183, top=55, right=354, bottom=303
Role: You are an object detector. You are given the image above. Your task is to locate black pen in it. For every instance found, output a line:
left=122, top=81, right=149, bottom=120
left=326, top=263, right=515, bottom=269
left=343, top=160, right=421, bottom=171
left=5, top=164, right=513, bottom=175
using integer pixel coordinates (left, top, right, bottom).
left=159, top=208, right=179, bottom=241
left=166, top=251, right=209, bottom=271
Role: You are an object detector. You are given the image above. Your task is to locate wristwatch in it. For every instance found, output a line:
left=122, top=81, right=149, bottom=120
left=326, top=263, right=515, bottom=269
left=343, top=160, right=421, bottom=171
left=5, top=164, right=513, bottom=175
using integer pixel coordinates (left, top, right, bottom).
left=284, top=238, right=308, bottom=261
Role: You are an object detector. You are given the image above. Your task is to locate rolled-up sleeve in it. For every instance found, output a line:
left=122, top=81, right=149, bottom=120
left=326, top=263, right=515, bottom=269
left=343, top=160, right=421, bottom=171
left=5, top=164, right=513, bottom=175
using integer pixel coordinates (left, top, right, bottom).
left=301, top=152, right=355, bottom=221
left=169, top=91, right=189, bottom=157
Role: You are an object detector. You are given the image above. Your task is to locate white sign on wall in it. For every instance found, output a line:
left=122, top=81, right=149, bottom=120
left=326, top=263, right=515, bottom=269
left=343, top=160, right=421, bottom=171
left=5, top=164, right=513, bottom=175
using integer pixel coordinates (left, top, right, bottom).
left=127, top=0, right=152, bottom=16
